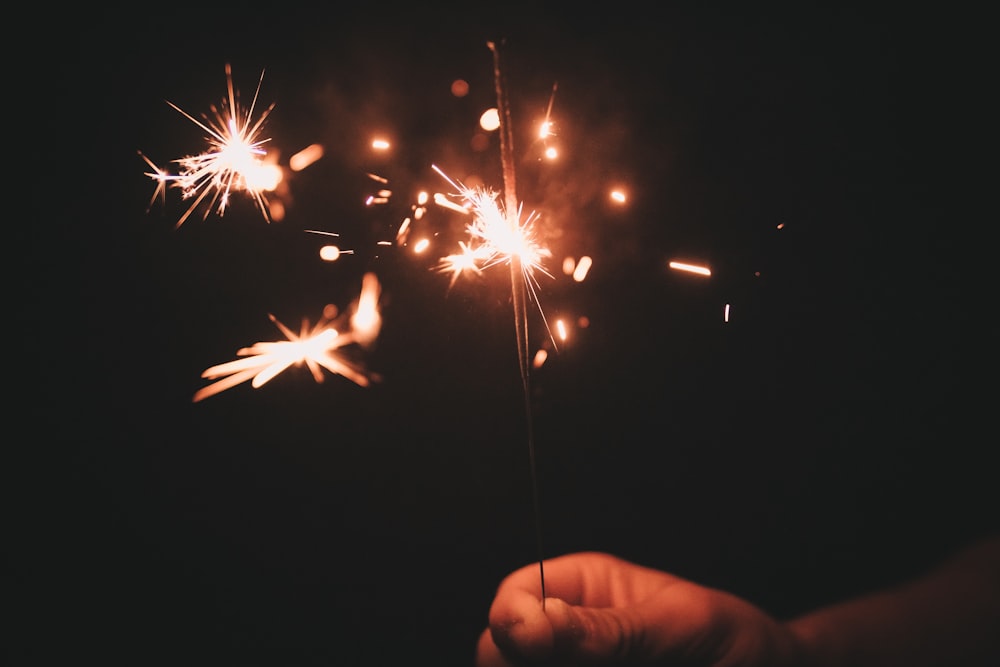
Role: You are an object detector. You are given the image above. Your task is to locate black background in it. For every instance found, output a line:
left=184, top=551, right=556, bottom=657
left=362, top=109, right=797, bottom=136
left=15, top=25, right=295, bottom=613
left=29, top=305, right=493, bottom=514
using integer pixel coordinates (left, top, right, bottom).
left=24, top=5, right=993, bottom=666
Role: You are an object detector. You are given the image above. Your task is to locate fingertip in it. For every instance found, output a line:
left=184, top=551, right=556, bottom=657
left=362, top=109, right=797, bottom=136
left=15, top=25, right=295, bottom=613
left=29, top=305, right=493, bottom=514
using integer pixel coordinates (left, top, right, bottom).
left=476, top=627, right=513, bottom=667
left=489, top=589, right=555, bottom=663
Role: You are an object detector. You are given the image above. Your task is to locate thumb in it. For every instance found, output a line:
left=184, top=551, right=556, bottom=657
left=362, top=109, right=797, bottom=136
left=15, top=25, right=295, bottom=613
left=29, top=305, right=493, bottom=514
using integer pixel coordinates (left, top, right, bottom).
left=543, top=596, right=643, bottom=664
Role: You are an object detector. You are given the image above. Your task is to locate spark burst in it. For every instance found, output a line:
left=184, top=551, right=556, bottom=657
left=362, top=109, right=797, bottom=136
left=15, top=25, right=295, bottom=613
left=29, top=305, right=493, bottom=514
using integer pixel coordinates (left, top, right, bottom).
left=431, top=164, right=556, bottom=345
left=140, top=63, right=277, bottom=228
left=192, top=273, right=382, bottom=402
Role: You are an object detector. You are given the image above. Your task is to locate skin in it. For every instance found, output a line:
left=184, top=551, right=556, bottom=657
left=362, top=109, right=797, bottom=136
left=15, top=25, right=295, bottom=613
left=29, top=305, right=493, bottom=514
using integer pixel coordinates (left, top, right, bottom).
left=476, top=538, right=1000, bottom=667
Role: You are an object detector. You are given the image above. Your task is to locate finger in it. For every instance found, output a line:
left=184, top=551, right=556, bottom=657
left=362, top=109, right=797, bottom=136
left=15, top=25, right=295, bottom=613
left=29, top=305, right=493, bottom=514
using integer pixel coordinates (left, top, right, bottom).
left=476, top=628, right=517, bottom=667
left=504, top=552, right=680, bottom=610
left=545, top=591, right=716, bottom=664
left=542, top=596, right=644, bottom=663
left=488, top=588, right=556, bottom=663
left=494, top=552, right=623, bottom=605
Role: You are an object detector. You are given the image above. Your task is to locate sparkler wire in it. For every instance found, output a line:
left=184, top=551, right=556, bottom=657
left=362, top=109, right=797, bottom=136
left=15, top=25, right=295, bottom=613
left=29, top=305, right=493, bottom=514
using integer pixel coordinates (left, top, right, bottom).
left=488, top=40, right=546, bottom=606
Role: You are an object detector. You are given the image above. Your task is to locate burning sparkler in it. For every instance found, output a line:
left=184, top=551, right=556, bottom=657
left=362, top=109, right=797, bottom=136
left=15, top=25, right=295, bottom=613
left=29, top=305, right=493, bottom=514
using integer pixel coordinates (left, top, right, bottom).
left=140, top=63, right=277, bottom=228
left=431, top=165, right=555, bottom=335
left=192, top=272, right=382, bottom=402
left=446, top=39, right=551, bottom=603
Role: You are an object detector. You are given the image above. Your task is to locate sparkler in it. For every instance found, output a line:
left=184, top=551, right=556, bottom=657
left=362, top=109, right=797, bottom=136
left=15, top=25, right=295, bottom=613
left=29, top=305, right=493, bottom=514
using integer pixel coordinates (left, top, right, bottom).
left=192, top=272, right=382, bottom=402
left=490, top=39, right=548, bottom=603
left=140, top=63, right=277, bottom=228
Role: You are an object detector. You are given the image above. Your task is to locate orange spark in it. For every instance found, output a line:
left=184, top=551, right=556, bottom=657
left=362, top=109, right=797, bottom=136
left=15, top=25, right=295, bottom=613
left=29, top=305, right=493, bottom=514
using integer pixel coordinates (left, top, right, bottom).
left=289, top=143, right=324, bottom=171
left=192, top=275, right=382, bottom=402
left=668, top=261, right=712, bottom=276
left=141, top=64, right=276, bottom=228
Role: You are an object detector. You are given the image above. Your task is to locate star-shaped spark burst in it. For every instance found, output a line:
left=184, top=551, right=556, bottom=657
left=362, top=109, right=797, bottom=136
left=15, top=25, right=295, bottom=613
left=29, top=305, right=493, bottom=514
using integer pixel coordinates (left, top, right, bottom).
left=141, top=63, right=278, bottom=228
left=431, top=165, right=554, bottom=334
left=192, top=274, right=383, bottom=402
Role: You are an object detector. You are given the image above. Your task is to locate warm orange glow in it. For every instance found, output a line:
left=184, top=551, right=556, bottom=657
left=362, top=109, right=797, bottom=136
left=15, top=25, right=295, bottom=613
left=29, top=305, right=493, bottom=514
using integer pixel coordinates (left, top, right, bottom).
left=396, top=218, right=411, bottom=245
left=319, top=246, right=342, bottom=262
left=367, top=187, right=391, bottom=205
left=289, top=143, right=324, bottom=171
left=268, top=199, right=286, bottom=223
left=532, top=349, right=548, bottom=369
left=555, top=319, right=568, bottom=341
left=668, top=261, right=712, bottom=276
left=437, top=241, right=485, bottom=287
left=610, top=189, right=627, bottom=204
left=544, top=146, right=558, bottom=160
left=434, top=192, right=470, bottom=214
left=351, top=272, right=382, bottom=346
left=451, top=79, right=470, bottom=97
left=572, top=256, right=592, bottom=282
left=305, top=230, right=355, bottom=260
left=371, top=138, right=390, bottom=150
left=251, top=163, right=282, bottom=191
left=480, top=108, right=500, bottom=131
left=413, top=238, right=431, bottom=253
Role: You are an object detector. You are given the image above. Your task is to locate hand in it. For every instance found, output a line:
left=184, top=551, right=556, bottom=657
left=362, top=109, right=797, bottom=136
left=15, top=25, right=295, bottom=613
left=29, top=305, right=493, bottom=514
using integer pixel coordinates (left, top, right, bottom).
left=476, top=551, right=803, bottom=666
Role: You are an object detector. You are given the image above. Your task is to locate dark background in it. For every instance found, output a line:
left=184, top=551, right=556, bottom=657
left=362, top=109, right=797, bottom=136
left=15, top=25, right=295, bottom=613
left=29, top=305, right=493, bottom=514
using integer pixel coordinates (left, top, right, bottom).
left=25, top=5, right=992, bottom=666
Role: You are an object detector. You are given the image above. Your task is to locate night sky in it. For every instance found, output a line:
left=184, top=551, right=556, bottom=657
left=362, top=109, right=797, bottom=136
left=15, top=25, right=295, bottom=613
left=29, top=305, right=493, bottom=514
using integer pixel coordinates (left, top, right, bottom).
left=27, top=5, right=992, bottom=666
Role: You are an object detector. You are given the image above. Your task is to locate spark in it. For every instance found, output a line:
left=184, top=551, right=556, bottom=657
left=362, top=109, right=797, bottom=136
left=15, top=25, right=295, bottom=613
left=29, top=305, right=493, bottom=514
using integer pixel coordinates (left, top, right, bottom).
left=480, top=108, right=501, bottom=131
left=437, top=240, right=487, bottom=288
left=289, top=143, right=324, bottom=171
left=192, top=274, right=382, bottom=402
left=431, top=165, right=554, bottom=324
left=669, top=260, right=712, bottom=276
left=142, top=64, right=276, bottom=228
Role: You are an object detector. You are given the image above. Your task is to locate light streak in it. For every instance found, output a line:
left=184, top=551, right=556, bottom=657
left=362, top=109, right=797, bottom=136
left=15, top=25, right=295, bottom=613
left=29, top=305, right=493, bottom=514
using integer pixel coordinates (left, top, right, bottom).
left=141, top=64, right=276, bottom=228
left=571, top=256, right=593, bottom=282
left=305, top=229, right=355, bottom=261
left=289, top=143, right=324, bottom=171
left=669, top=260, right=712, bottom=276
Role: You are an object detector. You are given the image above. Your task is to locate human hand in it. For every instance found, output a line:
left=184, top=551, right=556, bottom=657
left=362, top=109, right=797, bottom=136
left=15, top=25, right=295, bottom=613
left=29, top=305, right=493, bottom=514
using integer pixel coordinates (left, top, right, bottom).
left=475, top=551, right=804, bottom=666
